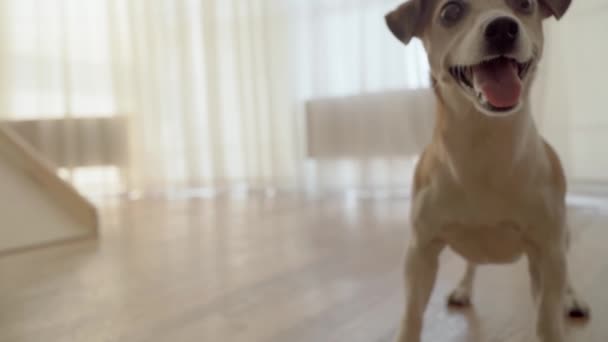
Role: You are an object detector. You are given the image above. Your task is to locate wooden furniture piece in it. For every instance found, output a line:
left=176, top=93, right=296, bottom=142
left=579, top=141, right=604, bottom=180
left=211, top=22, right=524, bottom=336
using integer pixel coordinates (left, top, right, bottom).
left=0, top=123, right=98, bottom=255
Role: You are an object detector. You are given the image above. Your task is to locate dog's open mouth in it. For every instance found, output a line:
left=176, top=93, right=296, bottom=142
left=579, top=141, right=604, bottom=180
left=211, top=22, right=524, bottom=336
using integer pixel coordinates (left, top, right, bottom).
left=449, top=56, right=533, bottom=113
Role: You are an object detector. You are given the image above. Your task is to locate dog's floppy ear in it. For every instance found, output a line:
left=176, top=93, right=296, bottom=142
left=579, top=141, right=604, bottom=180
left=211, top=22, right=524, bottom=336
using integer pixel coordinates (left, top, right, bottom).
left=385, top=0, right=429, bottom=45
left=539, top=0, right=571, bottom=20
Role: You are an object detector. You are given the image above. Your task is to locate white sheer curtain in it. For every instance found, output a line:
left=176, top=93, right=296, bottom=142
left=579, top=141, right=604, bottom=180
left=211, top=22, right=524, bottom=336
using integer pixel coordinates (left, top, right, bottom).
left=109, top=0, right=305, bottom=194
left=289, top=0, right=430, bottom=194
left=0, top=0, right=430, bottom=198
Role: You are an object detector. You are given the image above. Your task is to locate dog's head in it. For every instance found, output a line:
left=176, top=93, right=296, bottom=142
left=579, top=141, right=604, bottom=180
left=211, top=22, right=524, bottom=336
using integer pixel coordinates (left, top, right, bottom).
left=386, top=0, right=570, bottom=117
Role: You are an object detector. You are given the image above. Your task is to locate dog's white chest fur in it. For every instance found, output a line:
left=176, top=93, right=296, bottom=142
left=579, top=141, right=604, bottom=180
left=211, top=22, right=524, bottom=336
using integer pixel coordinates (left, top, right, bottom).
left=412, top=176, right=554, bottom=264
left=443, top=221, right=524, bottom=264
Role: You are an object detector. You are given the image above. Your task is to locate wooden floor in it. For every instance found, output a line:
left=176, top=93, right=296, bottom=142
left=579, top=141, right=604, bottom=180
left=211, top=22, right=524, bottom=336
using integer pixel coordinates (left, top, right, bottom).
left=0, top=193, right=607, bottom=342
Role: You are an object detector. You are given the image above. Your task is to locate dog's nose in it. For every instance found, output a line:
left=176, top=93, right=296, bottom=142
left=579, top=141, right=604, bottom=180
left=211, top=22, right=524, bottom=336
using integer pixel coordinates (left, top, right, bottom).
left=485, top=17, right=519, bottom=53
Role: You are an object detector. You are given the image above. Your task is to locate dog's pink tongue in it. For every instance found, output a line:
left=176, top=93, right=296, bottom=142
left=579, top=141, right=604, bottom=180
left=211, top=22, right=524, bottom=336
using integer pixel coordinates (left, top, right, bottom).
left=473, top=59, right=521, bottom=109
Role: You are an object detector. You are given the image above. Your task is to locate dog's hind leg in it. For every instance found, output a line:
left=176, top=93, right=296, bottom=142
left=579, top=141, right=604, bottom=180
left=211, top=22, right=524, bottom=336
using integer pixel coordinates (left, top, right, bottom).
left=447, top=262, right=476, bottom=307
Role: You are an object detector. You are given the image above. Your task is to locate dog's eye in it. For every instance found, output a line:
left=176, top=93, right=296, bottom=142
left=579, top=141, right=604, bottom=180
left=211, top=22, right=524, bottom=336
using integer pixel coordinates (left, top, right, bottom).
left=440, top=1, right=466, bottom=26
left=512, top=0, right=535, bottom=14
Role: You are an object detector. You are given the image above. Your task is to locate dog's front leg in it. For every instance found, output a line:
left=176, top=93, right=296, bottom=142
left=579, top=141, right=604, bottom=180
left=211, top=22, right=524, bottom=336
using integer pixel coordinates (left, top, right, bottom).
left=534, top=244, right=567, bottom=342
left=396, top=239, right=444, bottom=342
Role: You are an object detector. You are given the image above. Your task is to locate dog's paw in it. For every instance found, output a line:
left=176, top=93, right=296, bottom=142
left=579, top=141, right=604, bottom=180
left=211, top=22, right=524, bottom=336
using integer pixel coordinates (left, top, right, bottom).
left=447, top=287, right=472, bottom=308
left=565, top=293, right=591, bottom=320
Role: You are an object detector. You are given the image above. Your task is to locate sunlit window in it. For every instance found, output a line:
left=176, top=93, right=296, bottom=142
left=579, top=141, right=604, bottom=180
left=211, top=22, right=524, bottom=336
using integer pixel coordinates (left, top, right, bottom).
left=4, top=0, right=130, bottom=119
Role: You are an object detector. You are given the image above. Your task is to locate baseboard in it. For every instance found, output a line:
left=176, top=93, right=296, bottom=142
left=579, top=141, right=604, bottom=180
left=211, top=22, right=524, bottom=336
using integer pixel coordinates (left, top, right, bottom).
left=569, top=181, right=608, bottom=197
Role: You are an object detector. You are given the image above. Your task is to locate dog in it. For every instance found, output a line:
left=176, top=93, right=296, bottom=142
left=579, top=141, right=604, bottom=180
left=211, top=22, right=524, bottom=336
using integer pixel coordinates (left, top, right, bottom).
left=385, top=0, right=590, bottom=341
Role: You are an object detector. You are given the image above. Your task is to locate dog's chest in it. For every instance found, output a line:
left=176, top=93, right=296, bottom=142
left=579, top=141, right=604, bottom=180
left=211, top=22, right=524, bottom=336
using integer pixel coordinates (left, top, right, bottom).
left=412, top=181, right=551, bottom=264
left=443, top=221, right=524, bottom=264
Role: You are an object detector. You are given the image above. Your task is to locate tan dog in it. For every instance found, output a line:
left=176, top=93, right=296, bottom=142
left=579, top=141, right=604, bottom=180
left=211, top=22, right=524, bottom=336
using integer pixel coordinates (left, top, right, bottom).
left=385, top=0, right=590, bottom=341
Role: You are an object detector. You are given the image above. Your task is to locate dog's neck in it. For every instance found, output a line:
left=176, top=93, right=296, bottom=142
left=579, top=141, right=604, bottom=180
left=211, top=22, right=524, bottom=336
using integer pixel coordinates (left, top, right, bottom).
left=432, top=88, right=541, bottom=184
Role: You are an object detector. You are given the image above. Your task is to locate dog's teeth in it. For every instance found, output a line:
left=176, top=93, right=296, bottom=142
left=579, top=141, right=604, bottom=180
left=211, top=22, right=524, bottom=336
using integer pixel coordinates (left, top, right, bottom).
left=450, top=65, right=477, bottom=89
left=521, top=62, right=530, bottom=77
left=478, top=91, right=487, bottom=104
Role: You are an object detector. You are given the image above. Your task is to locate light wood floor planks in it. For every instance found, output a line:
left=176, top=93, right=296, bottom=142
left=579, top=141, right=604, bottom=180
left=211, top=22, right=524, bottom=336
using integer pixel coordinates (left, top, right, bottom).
left=0, top=194, right=607, bottom=342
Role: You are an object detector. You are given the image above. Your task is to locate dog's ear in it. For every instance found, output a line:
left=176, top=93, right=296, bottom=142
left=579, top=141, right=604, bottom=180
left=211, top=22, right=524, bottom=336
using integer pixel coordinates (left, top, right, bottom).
left=385, top=0, right=429, bottom=45
left=539, top=0, right=571, bottom=20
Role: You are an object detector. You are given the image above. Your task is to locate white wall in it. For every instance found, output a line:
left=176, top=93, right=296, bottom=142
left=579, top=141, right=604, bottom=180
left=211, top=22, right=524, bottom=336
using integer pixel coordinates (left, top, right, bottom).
left=537, top=0, right=608, bottom=182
